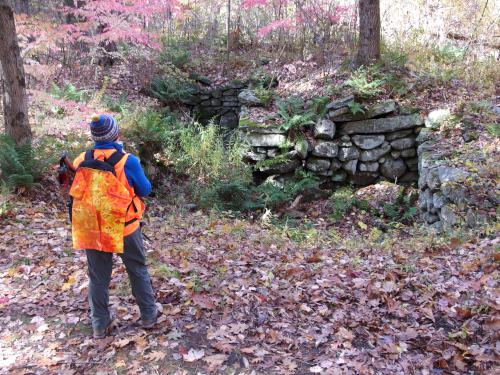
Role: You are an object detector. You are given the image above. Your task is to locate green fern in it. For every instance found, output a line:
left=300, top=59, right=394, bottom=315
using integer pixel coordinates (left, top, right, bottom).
left=345, top=67, right=384, bottom=98
left=51, top=83, right=90, bottom=102
left=276, top=98, right=316, bottom=132
left=0, top=136, right=40, bottom=189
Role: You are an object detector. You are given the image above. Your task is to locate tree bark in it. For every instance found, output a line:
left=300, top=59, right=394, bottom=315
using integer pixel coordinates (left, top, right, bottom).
left=226, top=0, right=231, bottom=62
left=357, top=0, right=381, bottom=66
left=0, top=1, right=32, bottom=145
left=19, top=0, right=29, bottom=14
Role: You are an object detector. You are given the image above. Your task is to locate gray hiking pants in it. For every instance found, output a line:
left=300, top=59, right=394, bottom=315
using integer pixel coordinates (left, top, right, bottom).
left=85, top=228, right=156, bottom=330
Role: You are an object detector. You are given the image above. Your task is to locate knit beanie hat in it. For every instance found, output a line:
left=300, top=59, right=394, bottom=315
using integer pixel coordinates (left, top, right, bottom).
left=90, top=114, right=119, bottom=142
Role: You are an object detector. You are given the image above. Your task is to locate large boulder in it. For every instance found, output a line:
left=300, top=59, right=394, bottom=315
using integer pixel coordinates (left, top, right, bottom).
left=312, top=140, right=339, bottom=158
left=238, top=89, right=262, bottom=106
left=380, top=157, right=407, bottom=179
left=359, top=142, right=391, bottom=162
left=339, top=114, right=424, bottom=134
left=352, top=135, right=385, bottom=150
left=314, top=119, right=336, bottom=140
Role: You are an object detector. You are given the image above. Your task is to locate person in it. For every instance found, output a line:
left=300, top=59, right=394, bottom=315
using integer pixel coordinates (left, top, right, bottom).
left=70, top=114, right=157, bottom=339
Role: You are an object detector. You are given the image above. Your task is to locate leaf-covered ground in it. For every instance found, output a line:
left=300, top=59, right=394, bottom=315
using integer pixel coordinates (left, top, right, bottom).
left=0, top=187, right=498, bottom=375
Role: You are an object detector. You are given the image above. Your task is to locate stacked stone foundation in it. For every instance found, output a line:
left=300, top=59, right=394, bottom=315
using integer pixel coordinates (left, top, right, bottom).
left=241, top=99, right=424, bottom=186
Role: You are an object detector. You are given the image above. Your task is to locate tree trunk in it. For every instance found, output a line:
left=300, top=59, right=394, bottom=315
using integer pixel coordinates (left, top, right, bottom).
left=226, top=0, right=231, bottom=62
left=357, top=0, right=380, bottom=66
left=19, top=0, right=29, bottom=14
left=0, top=1, right=32, bottom=145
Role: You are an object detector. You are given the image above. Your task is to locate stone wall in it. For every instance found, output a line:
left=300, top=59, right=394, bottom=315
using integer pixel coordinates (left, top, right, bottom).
left=416, top=118, right=489, bottom=231
left=240, top=98, right=424, bottom=186
left=184, top=81, right=248, bottom=130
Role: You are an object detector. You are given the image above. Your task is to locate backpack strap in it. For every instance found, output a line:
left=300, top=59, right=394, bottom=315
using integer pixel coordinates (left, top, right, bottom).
left=105, top=150, right=126, bottom=167
left=84, top=150, right=94, bottom=161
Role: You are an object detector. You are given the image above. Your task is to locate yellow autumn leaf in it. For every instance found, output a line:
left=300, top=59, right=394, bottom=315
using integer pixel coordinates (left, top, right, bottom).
left=61, top=275, right=77, bottom=291
left=357, top=221, right=368, bottom=230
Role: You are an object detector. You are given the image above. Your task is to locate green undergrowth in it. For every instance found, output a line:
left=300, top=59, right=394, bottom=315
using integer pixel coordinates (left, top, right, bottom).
left=50, top=83, right=90, bottom=103
left=330, top=186, right=418, bottom=224
left=122, top=109, right=325, bottom=213
left=0, top=136, right=43, bottom=190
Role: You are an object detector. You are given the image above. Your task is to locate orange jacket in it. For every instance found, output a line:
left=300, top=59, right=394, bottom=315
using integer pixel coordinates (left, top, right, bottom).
left=72, top=149, right=145, bottom=250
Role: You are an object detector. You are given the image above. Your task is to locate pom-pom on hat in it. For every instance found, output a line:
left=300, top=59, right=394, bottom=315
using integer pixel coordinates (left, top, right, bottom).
left=90, top=114, right=119, bottom=142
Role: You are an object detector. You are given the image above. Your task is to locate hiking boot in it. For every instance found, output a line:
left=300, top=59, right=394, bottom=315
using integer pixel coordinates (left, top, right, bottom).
left=93, top=319, right=115, bottom=339
left=141, top=316, right=157, bottom=329
left=141, top=304, right=162, bottom=329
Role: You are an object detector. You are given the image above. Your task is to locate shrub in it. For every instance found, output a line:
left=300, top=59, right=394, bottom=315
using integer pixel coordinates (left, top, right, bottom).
left=276, top=97, right=316, bottom=132
left=0, top=183, right=10, bottom=217
left=255, top=170, right=320, bottom=210
left=121, top=109, right=183, bottom=164
left=344, top=67, right=384, bottom=98
left=150, top=66, right=198, bottom=104
left=172, top=123, right=253, bottom=209
left=104, top=92, right=129, bottom=113
left=249, top=69, right=278, bottom=89
left=309, top=96, right=330, bottom=118
left=348, top=101, right=365, bottom=115
left=159, top=39, right=191, bottom=69
left=51, top=83, right=90, bottom=103
left=486, top=123, right=500, bottom=138
left=254, top=86, right=274, bottom=107
left=380, top=190, right=418, bottom=224
left=330, top=187, right=359, bottom=222
left=0, top=136, right=43, bottom=189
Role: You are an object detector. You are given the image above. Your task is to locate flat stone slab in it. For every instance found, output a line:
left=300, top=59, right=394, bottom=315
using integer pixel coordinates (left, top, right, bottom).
left=330, top=100, right=397, bottom=122
left=239, top=125, right=287, bottom=134
left=326, top=95, right=355, bottom=110
left=339, top=114, right=424, bottom=134
left=242, top=133, right=287, bottom=147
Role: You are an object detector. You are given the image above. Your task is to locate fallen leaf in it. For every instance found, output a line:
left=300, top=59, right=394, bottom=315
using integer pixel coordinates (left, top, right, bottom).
left=204, top=353, right=227, bottom=369
left=183, top=348, right=205, bottom=362
left=145, top=350, right=166, bottom=361
left=192, top=293, right=216, bottom=309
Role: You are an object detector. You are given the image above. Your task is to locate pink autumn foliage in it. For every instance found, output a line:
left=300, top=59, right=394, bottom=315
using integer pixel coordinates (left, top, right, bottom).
left=257, top=18, right=294, bottom=37
left=60, top=0, right=181, bottom=48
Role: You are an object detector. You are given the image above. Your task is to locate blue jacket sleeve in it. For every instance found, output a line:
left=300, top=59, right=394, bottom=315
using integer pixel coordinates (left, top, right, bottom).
left=123, top=154, right=152, bottom=197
